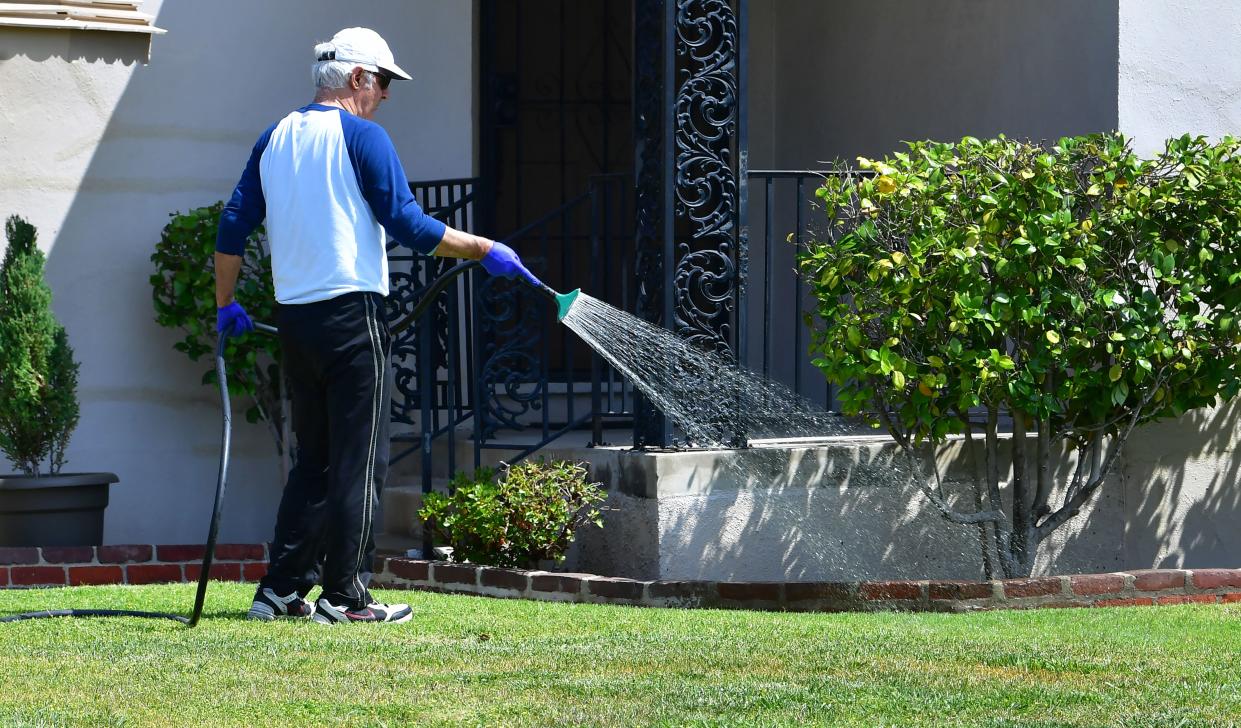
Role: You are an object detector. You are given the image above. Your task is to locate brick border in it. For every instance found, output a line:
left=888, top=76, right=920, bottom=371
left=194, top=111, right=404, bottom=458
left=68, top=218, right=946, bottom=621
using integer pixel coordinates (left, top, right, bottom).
left=0, top=545, right=268, bottom=588
left=370, top=559, right=1241, bottom=613
left=4, top=548, right=1238, bottom=614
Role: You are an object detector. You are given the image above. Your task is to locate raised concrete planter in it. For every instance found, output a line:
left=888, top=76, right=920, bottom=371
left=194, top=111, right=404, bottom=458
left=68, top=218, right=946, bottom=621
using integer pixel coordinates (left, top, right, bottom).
left=529, top=416, right=1241, bottom=583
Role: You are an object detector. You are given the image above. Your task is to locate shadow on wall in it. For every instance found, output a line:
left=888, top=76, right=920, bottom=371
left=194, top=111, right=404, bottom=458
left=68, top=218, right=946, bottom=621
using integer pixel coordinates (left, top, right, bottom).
left=1119, top=399, right=1241, bottom=570
left=570, top=438, right=1006, bottom=582
left=0, top=27, right=151, bottom=65
left=654, top=442, right=990, bottom=582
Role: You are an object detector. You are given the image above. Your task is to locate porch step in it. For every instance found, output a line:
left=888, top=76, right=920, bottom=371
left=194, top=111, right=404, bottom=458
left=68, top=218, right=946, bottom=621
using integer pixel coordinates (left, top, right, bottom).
left=374, top=531, right=421, bottom=557
left=380, top=478, right=451, bottom=541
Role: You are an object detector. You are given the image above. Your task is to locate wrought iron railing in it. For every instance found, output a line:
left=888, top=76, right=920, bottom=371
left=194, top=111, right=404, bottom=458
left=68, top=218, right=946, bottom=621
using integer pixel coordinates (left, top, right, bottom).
left=387, top=178, right=478, bottom=484
left=745, top=170, right=841, bottom=412
left=471, top=173, right=634, bottom=466
left=392, top=170, right=870, bottom=486
left=391, top=175, right=634, bottom=488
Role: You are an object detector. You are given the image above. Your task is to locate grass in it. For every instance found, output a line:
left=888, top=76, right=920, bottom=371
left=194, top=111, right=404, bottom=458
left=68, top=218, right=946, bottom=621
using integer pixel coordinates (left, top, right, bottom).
left=0, top=583, right=1237, bottom=727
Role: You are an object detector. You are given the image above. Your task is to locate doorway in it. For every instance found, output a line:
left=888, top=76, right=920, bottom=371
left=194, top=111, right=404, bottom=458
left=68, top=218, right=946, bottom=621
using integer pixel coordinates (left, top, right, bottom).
left=478, top=0, right=634, bottom=384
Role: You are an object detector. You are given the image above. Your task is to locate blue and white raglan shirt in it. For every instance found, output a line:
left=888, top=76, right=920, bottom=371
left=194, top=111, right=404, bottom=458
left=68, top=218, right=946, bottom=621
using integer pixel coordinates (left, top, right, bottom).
left=216, top=104, right=447, bottom=305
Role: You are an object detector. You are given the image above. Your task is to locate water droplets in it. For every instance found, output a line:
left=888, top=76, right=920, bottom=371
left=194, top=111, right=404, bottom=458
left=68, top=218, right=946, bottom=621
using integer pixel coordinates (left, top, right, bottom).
left=561, top=294, right=848, bottom=447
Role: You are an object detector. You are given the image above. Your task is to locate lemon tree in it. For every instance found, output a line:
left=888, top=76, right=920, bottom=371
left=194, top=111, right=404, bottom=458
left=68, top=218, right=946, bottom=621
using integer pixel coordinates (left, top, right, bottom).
left=802, top=133, right=1241, bottom=578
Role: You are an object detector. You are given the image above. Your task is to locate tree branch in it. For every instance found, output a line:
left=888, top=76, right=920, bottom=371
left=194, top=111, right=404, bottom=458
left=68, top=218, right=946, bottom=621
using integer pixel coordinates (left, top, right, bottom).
left=1035, top=379, right=1156, bottom=540
left=875, top=406, right=1006, bottom=526
left=1034, top=374, right=1053, bottom=517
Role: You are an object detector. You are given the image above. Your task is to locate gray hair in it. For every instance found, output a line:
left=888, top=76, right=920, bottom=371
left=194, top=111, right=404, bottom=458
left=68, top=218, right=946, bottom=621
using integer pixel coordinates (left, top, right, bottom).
left=312, top=42, right=374, bottom=90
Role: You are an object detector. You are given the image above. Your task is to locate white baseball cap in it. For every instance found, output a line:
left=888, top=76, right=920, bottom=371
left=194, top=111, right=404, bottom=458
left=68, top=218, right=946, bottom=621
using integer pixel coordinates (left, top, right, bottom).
left=317, top=27, right=412, bottom=81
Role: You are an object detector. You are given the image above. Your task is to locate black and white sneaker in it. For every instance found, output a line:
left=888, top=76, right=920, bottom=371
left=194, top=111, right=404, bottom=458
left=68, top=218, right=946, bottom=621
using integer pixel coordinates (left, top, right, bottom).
left=311, top=597, right=412, bottom=625
left=246, top=587, right=316, bottom=621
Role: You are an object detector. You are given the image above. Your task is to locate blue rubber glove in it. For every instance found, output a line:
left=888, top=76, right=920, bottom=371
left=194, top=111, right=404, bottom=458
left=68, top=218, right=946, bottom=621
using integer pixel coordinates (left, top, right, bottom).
left=217, top=301, right=254, bottom=338
left=481, top=242, right=542, bottom=287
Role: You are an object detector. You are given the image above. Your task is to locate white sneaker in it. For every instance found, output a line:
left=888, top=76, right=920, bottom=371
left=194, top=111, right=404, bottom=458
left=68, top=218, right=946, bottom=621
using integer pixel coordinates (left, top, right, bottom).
left=311, top=597, right=412, bottom=625
left=246, top=587, right=316, bottom=621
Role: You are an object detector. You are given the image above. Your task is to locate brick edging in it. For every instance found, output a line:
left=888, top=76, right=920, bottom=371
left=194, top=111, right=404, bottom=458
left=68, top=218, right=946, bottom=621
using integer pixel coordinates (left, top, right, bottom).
left=0, top=545, right=268, bottom=588
left=372, top=559, right=1241, bottom=613
left=6, top=547, right=1239, bottom=613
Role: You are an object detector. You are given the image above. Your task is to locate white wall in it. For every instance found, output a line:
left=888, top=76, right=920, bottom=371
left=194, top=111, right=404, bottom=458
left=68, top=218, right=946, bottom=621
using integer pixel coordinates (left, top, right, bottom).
left=0, top=1, right=474, bottom=544
left=1119, top=0, right=1241, bottom=155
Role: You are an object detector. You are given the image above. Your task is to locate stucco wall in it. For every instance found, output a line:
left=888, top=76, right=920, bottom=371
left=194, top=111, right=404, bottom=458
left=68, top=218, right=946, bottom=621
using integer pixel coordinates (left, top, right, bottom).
left=0, top=1, right=474, bottom=544
left=1119, top=0, right=1241, bottom=156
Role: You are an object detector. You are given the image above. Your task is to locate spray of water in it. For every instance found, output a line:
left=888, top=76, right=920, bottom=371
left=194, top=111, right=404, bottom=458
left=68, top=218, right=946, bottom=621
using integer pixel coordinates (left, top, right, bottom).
left=560, top=292, right=996, bottom=580
left=560, top=293, right=849, bottom=447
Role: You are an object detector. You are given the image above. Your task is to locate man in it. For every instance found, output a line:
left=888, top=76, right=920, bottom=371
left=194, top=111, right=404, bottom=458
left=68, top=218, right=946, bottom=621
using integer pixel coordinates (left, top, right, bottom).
left=214, top=27, right=538, bottom=624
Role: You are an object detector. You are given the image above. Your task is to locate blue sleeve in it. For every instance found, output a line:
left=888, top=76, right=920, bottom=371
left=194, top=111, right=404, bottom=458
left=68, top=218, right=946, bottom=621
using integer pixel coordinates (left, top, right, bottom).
left=215, top=125, right=275, bottom=256
left=341, top=116, right=447, bottom=254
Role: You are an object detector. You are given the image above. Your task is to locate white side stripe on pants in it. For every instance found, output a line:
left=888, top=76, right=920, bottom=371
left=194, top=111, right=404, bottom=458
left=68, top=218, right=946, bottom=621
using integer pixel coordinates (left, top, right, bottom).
left=354, top=295, right=382, bottom=602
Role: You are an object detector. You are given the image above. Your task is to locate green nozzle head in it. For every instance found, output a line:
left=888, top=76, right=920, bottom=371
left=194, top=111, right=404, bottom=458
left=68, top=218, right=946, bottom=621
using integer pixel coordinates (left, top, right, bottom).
left=555, top=289, right=581, bottom=321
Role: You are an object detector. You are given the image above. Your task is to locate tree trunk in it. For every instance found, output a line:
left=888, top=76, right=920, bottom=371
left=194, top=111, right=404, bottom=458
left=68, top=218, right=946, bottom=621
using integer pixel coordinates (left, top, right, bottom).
left=1011, top=409, right=1028, bottom=566
left=984, top=406, right=1019, bottom=577
left=962, top=416, right=994, bottom=579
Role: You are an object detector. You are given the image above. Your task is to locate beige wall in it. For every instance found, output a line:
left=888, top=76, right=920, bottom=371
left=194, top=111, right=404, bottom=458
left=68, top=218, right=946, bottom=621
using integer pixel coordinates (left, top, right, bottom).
left=0, top=1, right=475, bottom=544
left=744, top=0, right=1120, bottom=401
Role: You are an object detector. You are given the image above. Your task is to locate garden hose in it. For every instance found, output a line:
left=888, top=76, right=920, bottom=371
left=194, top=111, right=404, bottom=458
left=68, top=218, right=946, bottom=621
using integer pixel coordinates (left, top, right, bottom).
left=1, top=259, right=504, bottom=627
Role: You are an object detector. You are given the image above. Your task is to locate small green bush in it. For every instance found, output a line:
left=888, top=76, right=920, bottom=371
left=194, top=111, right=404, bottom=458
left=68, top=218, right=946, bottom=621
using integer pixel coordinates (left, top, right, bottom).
left=149, top=203, right=286, bottom=453
left=0, top=216, right=80, bottom=476
left=420, top=460, right=606, bottom=568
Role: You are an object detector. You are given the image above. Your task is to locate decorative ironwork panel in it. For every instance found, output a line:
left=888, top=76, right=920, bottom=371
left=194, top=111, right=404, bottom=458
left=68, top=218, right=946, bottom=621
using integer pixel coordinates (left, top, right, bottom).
left=386, top=255, right=451, bottom=426
left=673, top=0, right=742, bottom=357
left=387, top=180, right=475, bottom=431
left=474, top=275, right=546, bottom=439
left=632, top=0, right=747, bottom=447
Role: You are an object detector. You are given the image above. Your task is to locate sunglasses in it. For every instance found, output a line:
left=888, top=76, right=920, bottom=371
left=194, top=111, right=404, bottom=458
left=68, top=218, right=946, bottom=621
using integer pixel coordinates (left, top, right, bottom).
left=370, top=71, right=391, bottom=91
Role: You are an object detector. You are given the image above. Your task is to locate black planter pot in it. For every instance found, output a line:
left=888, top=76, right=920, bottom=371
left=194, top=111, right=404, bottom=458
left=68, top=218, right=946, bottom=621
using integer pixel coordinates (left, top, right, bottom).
left=0, top=473, right=118, bottom=547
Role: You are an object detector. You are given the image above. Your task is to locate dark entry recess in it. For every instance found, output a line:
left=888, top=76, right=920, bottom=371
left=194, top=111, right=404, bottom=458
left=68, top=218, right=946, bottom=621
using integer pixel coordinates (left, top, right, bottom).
left=480, top=0, right=633, bottom=237
left=478, top=1, right=635, bottom=383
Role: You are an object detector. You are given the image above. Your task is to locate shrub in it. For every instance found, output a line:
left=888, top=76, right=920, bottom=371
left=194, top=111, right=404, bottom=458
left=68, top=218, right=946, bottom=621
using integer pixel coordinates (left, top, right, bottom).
left=149, top=203, right=286, bottom=455
left=0, top=216, right=80, bottom=476
left=419, top=460, right=606, bottom=568
left=802, top=133, right=1241, bottom=578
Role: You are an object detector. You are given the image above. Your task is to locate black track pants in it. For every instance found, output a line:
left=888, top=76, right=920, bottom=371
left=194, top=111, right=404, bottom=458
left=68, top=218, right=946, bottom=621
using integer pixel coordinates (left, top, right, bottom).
left=261, top=291, right=391, bottom=608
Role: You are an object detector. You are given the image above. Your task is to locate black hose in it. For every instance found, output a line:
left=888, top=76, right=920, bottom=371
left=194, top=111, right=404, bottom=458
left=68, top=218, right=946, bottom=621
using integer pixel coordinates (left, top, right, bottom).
left=1, top=261, right=485, bottom=627
left=0, top=609, right=189, bottom=624
left=390, top=260, right=481, bottom=335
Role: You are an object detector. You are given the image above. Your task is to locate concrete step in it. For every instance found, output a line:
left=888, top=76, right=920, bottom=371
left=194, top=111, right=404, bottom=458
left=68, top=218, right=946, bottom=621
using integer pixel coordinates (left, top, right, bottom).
left=374, top=531, right=421, bottom=557
left=380, top=478, right=451, bottom=540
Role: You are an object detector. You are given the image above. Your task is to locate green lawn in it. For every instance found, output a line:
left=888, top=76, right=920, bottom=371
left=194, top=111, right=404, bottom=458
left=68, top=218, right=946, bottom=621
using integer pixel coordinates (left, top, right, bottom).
left=0, top=583, right=1237, bottom=727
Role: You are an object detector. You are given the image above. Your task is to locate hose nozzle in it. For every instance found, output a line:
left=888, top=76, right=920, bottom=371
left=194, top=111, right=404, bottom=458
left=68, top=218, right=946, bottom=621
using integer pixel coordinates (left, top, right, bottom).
left=532, top=282, right=581, bottom=321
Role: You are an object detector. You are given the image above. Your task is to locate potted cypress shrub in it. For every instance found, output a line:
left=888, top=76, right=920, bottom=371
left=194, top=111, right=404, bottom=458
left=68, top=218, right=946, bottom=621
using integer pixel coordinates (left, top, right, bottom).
left=0, top=215, right=117, bottom=547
